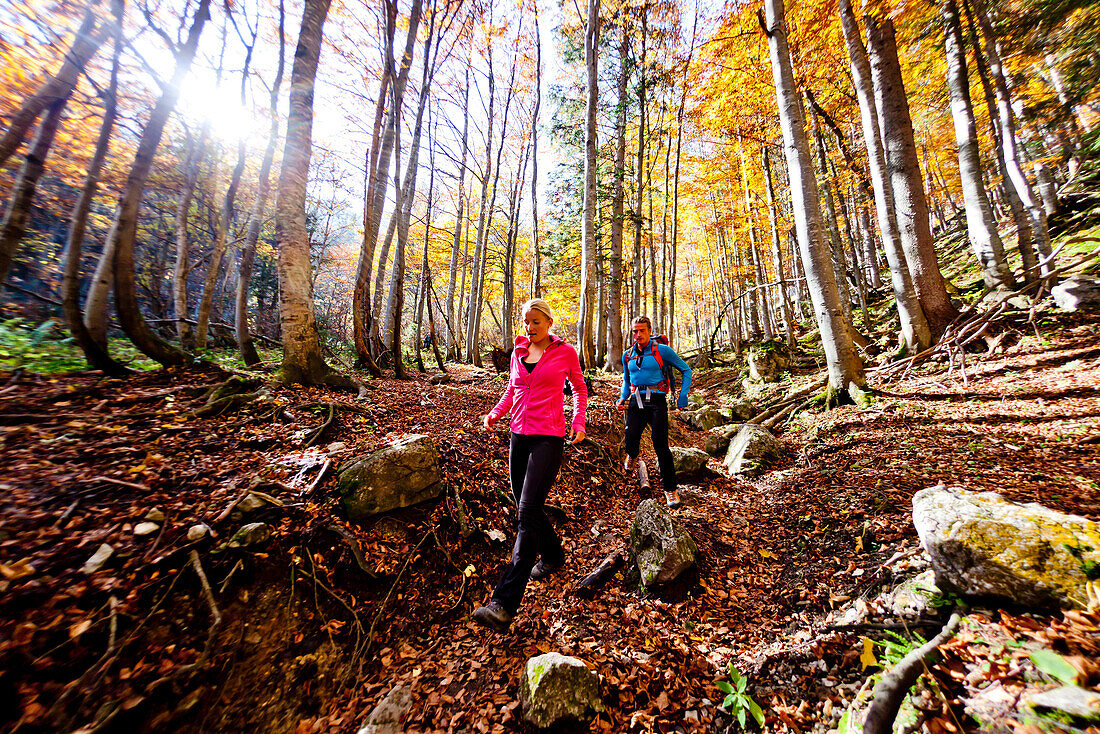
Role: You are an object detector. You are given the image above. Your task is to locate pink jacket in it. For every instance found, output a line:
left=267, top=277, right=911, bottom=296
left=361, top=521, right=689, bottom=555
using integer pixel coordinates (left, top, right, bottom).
left=488, top=334, right=587, bottom=437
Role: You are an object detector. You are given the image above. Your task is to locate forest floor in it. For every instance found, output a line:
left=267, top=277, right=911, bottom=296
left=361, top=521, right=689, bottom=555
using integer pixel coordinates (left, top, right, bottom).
left=1, top=303, right=1099, bottom=733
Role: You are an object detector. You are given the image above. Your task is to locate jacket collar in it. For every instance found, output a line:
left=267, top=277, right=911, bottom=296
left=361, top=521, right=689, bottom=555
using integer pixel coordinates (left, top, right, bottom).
left=514, top=333, right=563, bottom=354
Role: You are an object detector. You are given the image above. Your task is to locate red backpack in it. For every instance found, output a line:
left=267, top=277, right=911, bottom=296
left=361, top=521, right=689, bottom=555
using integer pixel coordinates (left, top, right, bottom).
left=625, top=335, right=676, bottom=396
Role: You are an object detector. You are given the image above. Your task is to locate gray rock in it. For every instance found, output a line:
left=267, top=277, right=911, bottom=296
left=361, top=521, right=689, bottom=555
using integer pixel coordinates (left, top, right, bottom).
left=520, top=653, right=603, bottom=728
left=877, top=569, right=940, bottom=618
left=133, top=522, right=160, bottom=537
left=688, top=406, right=731, bottom=431
left=80, top=543, right=114, bottom=574
left=233, top=492, right=275, bottom=518
left=728, top=400, right=755, bottom=421
left=144, top=508, right=165, bottom=523
left=1052, top=276, right=1100, bottom=312
left=670, top=447, right=710, bottom=479
left=631, top=498, right=698, bottom=587
left=338, top=435, right=443, bottom=522
left=912, top=485, right=1100, bottom=609
left=227, top=522, right=270, bottom=548
left=357, top=684, right=413, bottom=734
left=748, top=341, right=791, bottom=382
left=723, top=425, right=784, bottom=475
left=325, top=441, right=348, bottom=455
left=1029, top=685, right=1100, bottom=722
left=704, top=424, right=742, bottom=457
left=428, top=373, right=452, bottom=385
left=187, top=523, right=212, bottom=542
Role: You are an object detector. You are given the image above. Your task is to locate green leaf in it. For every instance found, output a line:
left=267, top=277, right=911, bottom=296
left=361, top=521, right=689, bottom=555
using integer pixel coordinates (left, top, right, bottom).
left=717, top=681, right=735, bottom=694
left=1030, top=650, right=1078, bottom=684
left=737, top=706, right=747, bottom=727
left=748, top=697, right=765, bottom=726
left=723, top=693, right=736, bottom=709
left=737, top=676, right=747, bottom=692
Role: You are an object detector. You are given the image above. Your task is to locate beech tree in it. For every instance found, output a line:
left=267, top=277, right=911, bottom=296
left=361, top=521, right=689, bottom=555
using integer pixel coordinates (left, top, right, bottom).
left=762, top=0, right=866, bottom=404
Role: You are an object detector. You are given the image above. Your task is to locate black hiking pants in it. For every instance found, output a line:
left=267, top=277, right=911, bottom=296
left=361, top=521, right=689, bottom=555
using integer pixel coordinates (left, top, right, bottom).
left=624, top=392, right=677, bottom=494
left=492, top=433, right=565, bottom=614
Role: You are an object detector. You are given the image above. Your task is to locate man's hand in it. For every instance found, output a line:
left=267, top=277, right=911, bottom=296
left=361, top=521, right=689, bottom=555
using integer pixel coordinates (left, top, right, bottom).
left=616, top=400, right=628, bottom=411
left=569, top=429, right=586, bottom=444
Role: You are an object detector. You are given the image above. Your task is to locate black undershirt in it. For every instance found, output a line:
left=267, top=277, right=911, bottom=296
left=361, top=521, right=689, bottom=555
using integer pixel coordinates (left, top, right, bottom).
left=523, top=360, right=536, bottom=373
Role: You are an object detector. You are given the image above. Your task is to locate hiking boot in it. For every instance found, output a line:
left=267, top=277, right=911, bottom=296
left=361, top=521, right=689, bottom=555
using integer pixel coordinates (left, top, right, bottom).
left=530, top=559, right=563, bottom=581
left=472, top=600, right=514, bottom=633
left=624, top=455, right=637, bottom=473
left=665, top=490, right=682, bottom=509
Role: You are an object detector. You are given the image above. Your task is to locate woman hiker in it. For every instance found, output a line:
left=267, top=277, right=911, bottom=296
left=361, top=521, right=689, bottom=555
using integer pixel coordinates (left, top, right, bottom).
left=473, top=298, right=588, bottom=633
left=616, top=316, right=693, bottom=509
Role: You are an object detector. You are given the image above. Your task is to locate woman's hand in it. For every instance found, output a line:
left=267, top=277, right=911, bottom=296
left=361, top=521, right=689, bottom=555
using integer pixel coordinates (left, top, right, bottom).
left=569, top=429, right=586, bottom=444
left=482, top=414, right=496, bottom=430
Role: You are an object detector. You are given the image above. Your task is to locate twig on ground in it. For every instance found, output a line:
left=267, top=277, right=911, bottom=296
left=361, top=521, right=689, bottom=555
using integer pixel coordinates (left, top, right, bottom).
left=303, top=402, right=336, bottom=448
left=91, top=475, right=150, bottom=492
left=363, top=529, right=433, bottom=658
left=323, top=524, right=378, bottom=577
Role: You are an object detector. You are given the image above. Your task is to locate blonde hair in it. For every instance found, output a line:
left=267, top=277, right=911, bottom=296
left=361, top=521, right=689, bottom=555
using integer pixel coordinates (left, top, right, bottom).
left=521, top=298, right=553, bottom=322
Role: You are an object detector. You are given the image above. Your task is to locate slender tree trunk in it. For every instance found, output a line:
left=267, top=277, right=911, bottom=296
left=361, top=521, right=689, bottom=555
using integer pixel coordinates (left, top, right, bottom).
left=530, top=5, right=543, bottom=299
left=465, top=27, right=496, bottom=366
left=171, top=126, right=208, bottom=347
left=762, top=0, right=865, bottom=401
left=632, top=2, right=648, bottom=320
left=237, top=0, right=286, bottom=367
left=607, top=21, right=628, bottom=370
left=445, top=64, right=470, bottom=361
left=972, top=0, right=1052, bottom=285
left=0, top=98, right=68, bottom=291
left=0, top=9, right=107, bottom=173
left=276, top=0, right=352, bottom=389
left=579, top=0, right=601, bottom=368
left=112, top=0, right=213, bottom=367
left=63, top=0, right=126, bottom=375
left=762, top=147, right=797, bottom=347
left=942, top=0, right=1013, bottom=291
left=865, top=11, right=957, bottom=339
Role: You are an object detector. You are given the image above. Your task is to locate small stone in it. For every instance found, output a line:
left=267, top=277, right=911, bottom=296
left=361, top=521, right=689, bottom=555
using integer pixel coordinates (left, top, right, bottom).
left=520, top=653, right=604, bottom=728
left=325, top=441, right=348, bottom=455
left=1029, top=685, right=1100, bottom=722
left=227, top=522, right=270, bottom=548
left=80, top=543, right=114, bottom=574
left=188, top=524, right=211, bottom=542
left=144, top=508, right=165, bottom=523
left=134, top=522, right=160, bottom=537
left=357, top=684, right=413, bottom=734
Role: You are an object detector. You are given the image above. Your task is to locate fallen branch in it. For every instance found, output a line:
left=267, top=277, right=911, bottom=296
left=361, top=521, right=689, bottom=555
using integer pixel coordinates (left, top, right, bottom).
left=92, top=475, right=150, bottom=492
left=303, top=402, right=336, bottom=448
left=638, top=460, right=651, bottom=494
left=862, top=611, right=962, bottom=734
left=571, top=548, right=627, bottom=598
left=323, top=524, right=377, bottom=578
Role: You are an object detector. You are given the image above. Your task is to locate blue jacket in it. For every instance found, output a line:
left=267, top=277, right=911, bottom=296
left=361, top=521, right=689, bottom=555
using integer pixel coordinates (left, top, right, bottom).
left=620, top=341, right=693, bottom=408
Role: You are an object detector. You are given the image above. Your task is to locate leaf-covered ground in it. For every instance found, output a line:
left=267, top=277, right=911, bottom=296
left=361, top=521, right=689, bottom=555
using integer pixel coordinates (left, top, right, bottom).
left=0, top=307, right=1098, bottom=733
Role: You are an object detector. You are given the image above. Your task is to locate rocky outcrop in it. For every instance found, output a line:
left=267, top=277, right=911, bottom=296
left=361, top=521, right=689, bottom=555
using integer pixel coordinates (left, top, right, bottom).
left=1052, top=276, right=1100, bottom=312
left=704, top=424, right=742, bottom=457
left=913, top=485, right=1100, bottom=609
left=357, top=684, right=412, bottom=734
left=631, top=498, right=697, bottom=587
left=723, top=425, right=784, bottom=475
left=747, top=341, right=791, bottom=382
left=670, top=447, right=710, bottom=479
left=520, top=653, right=603, bottom=728
left=338, top=435, right=443, bottom=522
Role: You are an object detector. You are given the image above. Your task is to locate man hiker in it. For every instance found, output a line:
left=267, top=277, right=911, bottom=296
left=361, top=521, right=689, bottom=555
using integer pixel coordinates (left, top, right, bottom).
left=616, top=316, right=693, bottom=508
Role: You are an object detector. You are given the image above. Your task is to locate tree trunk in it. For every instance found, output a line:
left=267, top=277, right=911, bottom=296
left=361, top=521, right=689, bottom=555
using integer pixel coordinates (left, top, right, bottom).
left=865, top=11, right=957, bottom=339
left=579, top=0, right=601, bottom=368
left=237, top=0, right=286, bottom=368
left=171, top=126, right=209, bottom=347
left=465, top=29, right=496, bottom=367
left=972, top=0, right=1052, bottom=285
left=941, top=0, right=1013, bottom=291
left=838, top=0, right=930, bottom=351
left=530, top=5, right=543, bottom=299
left=607, top=20, right=628, bottom=370
left=112, top=0, right=212, bottom=367
left=0, top=9, right=107, bottom=172
left=63, top=0, right=127, bottom=375
left=762, top=146, right=797, bottom=347
left=762, top=0, right=865, bottom=401
left=276, top=0, right=352, bottom=389
left=632, top=2, right=648, bottom=320
left=445, top=60, right=470, bottom=361
left=0, top=98, right=68, bottom=291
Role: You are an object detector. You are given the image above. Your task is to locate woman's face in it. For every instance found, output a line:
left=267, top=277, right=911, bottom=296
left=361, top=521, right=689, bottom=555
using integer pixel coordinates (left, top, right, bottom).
left=524, top=310, right=552, bottom=344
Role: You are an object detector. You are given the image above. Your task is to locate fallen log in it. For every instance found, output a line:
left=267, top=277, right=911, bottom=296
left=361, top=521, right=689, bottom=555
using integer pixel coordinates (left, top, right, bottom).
left=638, top=460, right=650, bottom=494
left=571, top=548, right=627, bottom=598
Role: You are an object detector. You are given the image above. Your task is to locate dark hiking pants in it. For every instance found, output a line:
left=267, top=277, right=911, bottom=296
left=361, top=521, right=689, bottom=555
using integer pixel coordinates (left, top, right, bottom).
left=492, top=433, right=565, bottom=614
left=624, top=392, right=677, bottom=494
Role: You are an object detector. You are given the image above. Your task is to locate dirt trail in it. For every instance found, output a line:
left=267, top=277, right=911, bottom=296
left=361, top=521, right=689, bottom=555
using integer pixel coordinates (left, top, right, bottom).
left=1, top=308, right=1098, bottom=733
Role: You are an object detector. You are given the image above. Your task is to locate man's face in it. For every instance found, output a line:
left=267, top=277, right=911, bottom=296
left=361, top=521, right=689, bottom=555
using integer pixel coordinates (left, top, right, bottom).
left=632, top=322, right=651, bottom=343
